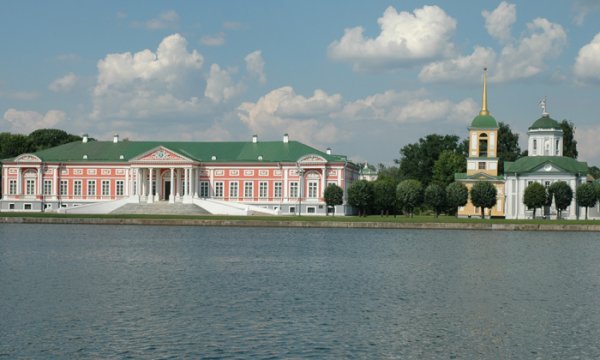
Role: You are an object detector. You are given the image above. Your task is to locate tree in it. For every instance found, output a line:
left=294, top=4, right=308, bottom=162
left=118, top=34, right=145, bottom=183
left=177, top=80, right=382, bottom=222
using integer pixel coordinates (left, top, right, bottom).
left=446, top=182, right=469, bottom=217
left=470, top=182, right=497, bottom=219
left=432, top=150, right=466, bottom=188
left=28, top=129, right=81, bottom=152
left=560, top=120, right=578, bottom=159
left=372, top=179, right=397, bottom=216
left=548, top=181, right=573, bottom=219
left=347, top=180, right=373, bottom=217
left=588, top=165, right=600, bottom=180
left=396, top=134, right=465, bottom=186
left=424, top=183, right=446, bottom=218
left=497, top=122, right=521, bottom=174
left=376, top=164, right=402, bottom=184
left=323, top=183, right=344, bottom=216
left=396, top=179, right=423, bottom=217
left=576, top=182, right=597, bottom=220
left=0, top=133, right=31, bottom=159
left=523, top=182, right=547, bottom=219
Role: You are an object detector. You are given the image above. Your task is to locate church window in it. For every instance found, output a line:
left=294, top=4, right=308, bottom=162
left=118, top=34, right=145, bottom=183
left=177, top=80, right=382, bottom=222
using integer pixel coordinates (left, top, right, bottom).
left=533, top=139, right=537, bottom=155
left=478, top=162, right=486, bottom=170
left=479, top=133, right=488, bottom=157
left=556, top=140, right=560, bottom=155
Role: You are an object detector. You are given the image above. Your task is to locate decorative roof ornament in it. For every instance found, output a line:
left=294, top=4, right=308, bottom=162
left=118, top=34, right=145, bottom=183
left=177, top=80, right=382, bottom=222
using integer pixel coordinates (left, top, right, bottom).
left=539, top=96, right=549, bottom=116
left=479, top=67, right=489, bottom=116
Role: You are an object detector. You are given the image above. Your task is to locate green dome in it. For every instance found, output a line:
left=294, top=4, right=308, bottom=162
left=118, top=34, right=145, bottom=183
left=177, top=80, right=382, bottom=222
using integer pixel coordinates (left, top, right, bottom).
left=529, top=115, right=561, bottom=130
left=470, top=114, right=498, bottom=128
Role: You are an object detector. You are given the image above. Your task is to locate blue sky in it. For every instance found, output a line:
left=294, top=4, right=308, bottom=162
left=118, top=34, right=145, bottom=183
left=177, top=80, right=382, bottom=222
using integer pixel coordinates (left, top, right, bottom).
left=2, top=1, right=600, bottom=166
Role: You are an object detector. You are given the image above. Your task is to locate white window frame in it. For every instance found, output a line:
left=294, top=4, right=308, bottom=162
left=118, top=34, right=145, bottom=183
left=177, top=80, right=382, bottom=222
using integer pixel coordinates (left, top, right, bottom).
left=244, top=181, right=253, bottom=198
left=74, top=180, right=82, bottom=197
left=25, top=179, right=35, bottom=196
left=274, top=182, right=282, bottom=198
left=60, top=180, right=68, bottom=196
left=308, top=181, right=318, bottom=198
left=43, top=180, right=52, bottom=196
left=102, top=180, right=110, bottom=197
left=9, top=179, right=16, bottom=195
left=229, top=181, right=239, bottom=198
left=200, top=181, right=209, bottom=197
left=259, top=181, right=268, bottom=198
left=290, top=182, right=298, bottom=198
left=214, top=182, right=224, bottom=198
left=116, top=180, right=124, bottom=196
left=87, top=180, right=96, bottom=197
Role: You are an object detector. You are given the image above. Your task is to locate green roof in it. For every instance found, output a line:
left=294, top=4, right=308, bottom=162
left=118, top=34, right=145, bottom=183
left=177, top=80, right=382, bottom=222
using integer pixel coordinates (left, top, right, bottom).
left=529, top=115, right=561, bottom=130
left=6, top=140, right=350, bottom=164
left=470, top=114, right=498, bottom=128
left=504, top=156, right=587, bottom=175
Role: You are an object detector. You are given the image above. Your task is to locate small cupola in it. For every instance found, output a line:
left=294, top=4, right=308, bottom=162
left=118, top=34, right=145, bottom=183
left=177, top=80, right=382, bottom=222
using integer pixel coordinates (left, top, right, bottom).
left=113, top=134, right=119, bottom=143
left=252, top=134, right=258, bottom=143
left=283, top=133, right=289, bottom=143
left=82, top=134, right=88, bottom=143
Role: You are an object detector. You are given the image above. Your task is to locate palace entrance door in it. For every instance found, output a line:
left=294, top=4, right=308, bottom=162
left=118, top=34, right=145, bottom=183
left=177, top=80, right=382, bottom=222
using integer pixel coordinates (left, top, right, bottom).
left=164, top=181, right=171, bottom=201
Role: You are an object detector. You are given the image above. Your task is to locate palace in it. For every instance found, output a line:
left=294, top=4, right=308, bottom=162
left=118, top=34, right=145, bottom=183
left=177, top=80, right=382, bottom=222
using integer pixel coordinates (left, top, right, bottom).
left=0, top=134, right=360, bottom=215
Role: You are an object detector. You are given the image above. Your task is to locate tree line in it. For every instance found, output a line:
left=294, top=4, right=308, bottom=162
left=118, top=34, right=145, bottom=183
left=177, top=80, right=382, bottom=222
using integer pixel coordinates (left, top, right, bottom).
left=0, top=129, right=82, bottom=160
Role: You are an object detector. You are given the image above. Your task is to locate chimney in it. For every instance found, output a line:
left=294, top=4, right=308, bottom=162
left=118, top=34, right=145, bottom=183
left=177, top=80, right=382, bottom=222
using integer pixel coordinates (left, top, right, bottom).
left=113, top=134, right=119, bottom=143
left=252, top=134, right=258, bottom=143
left=326, top=147, right=332, bottom=155
left=283, top=133, right=289, bottom=143
left=82, top=134, right=88, bottom=143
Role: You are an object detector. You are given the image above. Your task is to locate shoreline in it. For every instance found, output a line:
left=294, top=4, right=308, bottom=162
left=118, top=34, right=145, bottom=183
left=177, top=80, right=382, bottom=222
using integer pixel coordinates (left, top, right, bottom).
left=3, top=216, right=600, bottom=232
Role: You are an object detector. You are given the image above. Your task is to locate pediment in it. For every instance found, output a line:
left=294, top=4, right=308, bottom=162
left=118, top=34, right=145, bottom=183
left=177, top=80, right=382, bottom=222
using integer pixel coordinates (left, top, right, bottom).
left=298, top=154, right=327, bottom=164
left=132, top=146, right=192, bottom=162
left=533, top=162, right=563, bottom=173
left=15, top=154, right=42, bottom=163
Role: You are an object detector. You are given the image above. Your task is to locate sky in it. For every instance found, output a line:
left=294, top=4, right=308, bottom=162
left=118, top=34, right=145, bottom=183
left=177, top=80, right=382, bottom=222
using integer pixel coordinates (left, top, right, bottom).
left=1, top=0, right=600, bottom=166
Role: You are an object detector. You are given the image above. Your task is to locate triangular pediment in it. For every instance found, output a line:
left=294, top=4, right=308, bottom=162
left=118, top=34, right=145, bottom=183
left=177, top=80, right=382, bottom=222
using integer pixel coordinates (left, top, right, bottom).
left=532, top=162, right=564, bottom=173
left=298, top=154, right=327, bottom=164
left=15, top=154, right=42, bottom=162
left=132, top=146, right=192, bottom=162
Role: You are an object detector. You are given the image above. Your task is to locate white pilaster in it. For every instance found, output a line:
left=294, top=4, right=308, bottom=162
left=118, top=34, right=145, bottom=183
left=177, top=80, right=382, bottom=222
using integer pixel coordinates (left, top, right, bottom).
left=37, top=166, right=43, bottom=196
left=125, top=168, right=130, bottom=196
left=17, top=167, right=22, bottom=195
left=148, top=168, right=154, bottom=203
left=169, top=168, right=175, bottom=203
left=52, top=167, right=58, bottom=199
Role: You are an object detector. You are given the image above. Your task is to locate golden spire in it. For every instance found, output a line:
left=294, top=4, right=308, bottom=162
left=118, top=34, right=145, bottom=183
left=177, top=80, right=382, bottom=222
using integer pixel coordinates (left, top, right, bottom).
left=480, top=67, right=489, bottom=116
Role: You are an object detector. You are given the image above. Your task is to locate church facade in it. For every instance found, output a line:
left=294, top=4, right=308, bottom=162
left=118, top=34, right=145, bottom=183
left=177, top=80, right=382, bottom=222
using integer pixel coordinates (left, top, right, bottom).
left=0, top=134, right=360, bottom=215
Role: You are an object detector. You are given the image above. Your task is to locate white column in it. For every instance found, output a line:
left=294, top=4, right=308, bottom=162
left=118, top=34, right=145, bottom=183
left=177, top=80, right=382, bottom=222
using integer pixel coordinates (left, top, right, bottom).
left=170, top=168, right=175, bottom=203
left=283, top=168, right=288, bottom=201
left=209, top=168, right=214, bottom=197
left=136, top=168, right=141, bottom=199
left=148, top=168, right=154, bottom=203
left=37, top=166, right=43, bottom=196
left=154, top=169, right=160, bottom=201
left=321, top=166, right=326, bottom=199
left=17, top=167, right=22, bottom=195
left=176, top=168, right=181, bottom=199
left=184, top=167, right=189, bottom=197
left=193, top=168, right=198, bottom=198
left=53, top=167, right=58, bottom=199
left=125, top=168, right=130, bottom=196
left=3, top=167, right=8, bottom=199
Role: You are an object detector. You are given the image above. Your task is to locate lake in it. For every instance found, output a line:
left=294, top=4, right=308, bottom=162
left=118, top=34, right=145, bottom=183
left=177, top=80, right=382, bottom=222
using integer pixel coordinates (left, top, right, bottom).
left=1, top=224, right=600, bottom=358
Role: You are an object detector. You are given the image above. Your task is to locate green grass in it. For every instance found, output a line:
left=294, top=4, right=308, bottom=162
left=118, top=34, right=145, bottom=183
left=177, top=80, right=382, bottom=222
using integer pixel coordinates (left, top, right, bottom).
left=2, top=212, right=600, bottom=226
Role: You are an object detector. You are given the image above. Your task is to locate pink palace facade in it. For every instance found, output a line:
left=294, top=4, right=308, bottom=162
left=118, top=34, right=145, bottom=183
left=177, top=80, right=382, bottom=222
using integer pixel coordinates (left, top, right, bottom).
left=0, top=134, right=360, bottom=215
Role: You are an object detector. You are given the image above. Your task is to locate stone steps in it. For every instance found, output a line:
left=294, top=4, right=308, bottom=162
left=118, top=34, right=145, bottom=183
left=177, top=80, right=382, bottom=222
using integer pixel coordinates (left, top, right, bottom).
left=111, top=202, right=211, bottom=215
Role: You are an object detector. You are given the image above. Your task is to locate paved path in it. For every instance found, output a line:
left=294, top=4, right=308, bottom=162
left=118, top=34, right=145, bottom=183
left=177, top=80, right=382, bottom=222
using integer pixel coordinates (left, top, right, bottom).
left=111, top=202, right=211, bottom=215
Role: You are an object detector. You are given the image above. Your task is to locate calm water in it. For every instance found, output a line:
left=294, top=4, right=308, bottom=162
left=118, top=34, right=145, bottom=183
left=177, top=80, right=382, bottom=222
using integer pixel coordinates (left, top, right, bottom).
left=1, top=224, right=600, bottom=359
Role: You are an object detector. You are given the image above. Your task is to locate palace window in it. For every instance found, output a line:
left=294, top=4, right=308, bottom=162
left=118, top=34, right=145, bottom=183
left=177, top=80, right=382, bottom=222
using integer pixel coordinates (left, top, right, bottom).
left=116, top=181, right=124, bottom=196
left=308, top=181, right=318, bottom=198
left=229, top=181, right=239, bottom=198
left=533, top=139, right=537, bottom=155
left=214, top=182, right=224, bottom=198
left=102, top=180, right=110, bottom=196
left=556, top=140, right=560, bottom=155
left=290, top=182, right=299, bottom=198
left=9, top=180, right=16, bottom=195
left=244, top=182, right=253, bottom=198
left=274, top=182, right=282, bottom=198
left=43, top=180, right=52, bottom=195
left=25, top=179, right=35, bottom=195
left=87, top=180, right=96, bottom=197
left=200, top=182, right=209, bottom=197
left=259, top=182, right=268, bottom=198
left=60, top=180, right=68, bottom=196
left=74, top=180, right=82, bottom=196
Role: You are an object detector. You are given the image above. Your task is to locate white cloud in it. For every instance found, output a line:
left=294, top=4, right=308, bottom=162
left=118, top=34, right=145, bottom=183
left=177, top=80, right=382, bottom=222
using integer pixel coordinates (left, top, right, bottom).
left=328, top=5, right=457, bottom=71
left=2, top=109, right=66, bottom=134
left=576, top=124, right=600, bottom=164
left=49, top=73, right=78, bottom=92
left=92, top=33, right=206, bottom=119
left=205, top=64, right=245, bottom=103
left=420, top=15, right=566, bottom=83
left=482, top=2, right=516, bottom=43
left=574, top=33, right=600, bottom=82
left=245, top=50, right=266, bottom=84
left=201, top=32, right=226, bottom=46
left=133, top=10, right=179, bottom=30
left=573, top=0, right=600, bottom=25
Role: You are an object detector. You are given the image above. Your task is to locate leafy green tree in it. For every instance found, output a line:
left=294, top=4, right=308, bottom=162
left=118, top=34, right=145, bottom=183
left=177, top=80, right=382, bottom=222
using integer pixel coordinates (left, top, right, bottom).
left=424, top=183, right=446, bottom=218
left=376, top=164, right=402, bottom=184
left=396, top=134, right=465, bottom=186
left=523, top=182, right=547, bottom=219
left=372, top=179, right=397, bottom=216
left=396, top=179, right=423, bottom=217
left=576, top=182, right=597, bottom=220
left=0, top=133, right=31, bottom=159
left=497, top=122, right=521, bottom=173
left=347, top=180, right=373, bottom=217
left=548, top=181, right=573, bottom=219
left=28, top=129, right=81, bottom=152
left=446, top=182, right=469, bottom=217
left=560, top=120, right=578, bottom=159
left=432, top=150, right=466, bottom=188
left=470, top=181, right=497, bottom=219
left=323, top=183, right=344, bottom=216
left=588, top=165, right=600, bottom=180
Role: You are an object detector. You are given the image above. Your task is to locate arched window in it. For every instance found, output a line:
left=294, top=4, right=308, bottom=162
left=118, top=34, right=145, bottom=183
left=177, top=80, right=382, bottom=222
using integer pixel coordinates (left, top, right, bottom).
left=533, top=139, right=537, bottom=155
left=479, top=133, right=488, bottom=157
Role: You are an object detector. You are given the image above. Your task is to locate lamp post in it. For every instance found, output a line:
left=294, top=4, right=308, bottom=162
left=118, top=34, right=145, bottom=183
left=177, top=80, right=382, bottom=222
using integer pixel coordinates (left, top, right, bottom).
left=297, top=167, right=304, bottom=216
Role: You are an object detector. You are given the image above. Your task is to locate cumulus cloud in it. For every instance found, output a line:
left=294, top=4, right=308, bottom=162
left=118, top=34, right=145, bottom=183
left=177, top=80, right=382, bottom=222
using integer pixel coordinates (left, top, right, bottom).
left=237, top=86, right=346, bottom=146
left=133, top=10, right=179, bottom=30
left=201, top=32, right=226, bottom=46
left=205, top=64, right=245, bottom=103
left=482, top=1, right=516, bottom=43
left=2, top=109, right=66, bottom=134
left=574, top=33, right=600, bottom=82
left=328, top=5, right=457, bottom=71
left=420, top=9, right=566, bottom=83
left=244, top=50, right=266, bottom=84
left=92, top=33, right=206, bottom=119
left=49, top=73, right=78, bottom=92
